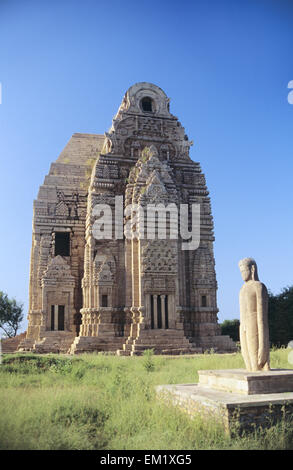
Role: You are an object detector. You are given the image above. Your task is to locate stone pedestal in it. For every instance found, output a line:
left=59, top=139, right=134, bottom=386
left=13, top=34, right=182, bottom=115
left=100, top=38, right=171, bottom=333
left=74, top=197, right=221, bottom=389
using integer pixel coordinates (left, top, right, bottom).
left=156, top=368, right=293, bottom=435
left=198, top=369, right=293, bottom=395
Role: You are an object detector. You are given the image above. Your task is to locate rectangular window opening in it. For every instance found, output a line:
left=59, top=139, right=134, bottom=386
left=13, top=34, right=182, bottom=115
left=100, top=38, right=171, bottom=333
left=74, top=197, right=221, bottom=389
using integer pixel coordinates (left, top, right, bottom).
left=201, top=295, right=207, bottom=307
left=101, top=295, right=108, bottom=307
left=54, top=232, right=70, bottom=257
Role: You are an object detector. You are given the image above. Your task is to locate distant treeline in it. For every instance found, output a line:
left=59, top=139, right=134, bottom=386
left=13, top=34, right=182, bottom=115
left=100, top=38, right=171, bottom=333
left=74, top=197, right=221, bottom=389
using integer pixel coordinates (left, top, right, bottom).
left=221, top=285, right=293, bottom=347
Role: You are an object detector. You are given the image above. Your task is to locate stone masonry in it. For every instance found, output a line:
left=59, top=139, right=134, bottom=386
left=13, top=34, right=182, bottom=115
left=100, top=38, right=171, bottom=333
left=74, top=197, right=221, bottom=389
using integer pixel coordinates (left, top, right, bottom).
left=19, top=82, right=235, bottom=355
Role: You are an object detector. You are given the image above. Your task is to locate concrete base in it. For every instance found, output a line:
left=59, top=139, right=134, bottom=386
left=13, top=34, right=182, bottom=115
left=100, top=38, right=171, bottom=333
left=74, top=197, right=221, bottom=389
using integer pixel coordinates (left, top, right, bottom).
left=157, top=369, right=293, bottom=434
left=198, top=369, right=293, bottom=395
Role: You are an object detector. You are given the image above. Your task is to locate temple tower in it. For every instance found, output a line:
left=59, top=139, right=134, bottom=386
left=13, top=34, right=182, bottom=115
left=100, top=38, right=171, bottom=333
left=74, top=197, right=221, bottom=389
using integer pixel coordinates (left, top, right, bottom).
left=20, top=82, right=235, bottom=354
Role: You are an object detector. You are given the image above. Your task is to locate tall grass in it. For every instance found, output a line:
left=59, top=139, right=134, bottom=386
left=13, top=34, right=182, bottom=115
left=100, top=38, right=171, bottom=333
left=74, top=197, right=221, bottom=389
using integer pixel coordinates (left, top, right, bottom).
left=0, top=349, right=292, bottom=450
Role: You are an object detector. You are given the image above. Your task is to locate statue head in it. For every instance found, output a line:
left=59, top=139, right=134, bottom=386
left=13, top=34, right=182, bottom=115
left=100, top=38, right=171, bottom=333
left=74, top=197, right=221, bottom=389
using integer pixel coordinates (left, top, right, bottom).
left=238, top=258, right=259, bottom=282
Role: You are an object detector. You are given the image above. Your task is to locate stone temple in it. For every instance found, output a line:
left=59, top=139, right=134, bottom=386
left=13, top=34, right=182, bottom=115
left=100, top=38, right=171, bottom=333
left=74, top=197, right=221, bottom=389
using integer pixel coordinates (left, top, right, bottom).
left=19, top=82, right=235, bottom=355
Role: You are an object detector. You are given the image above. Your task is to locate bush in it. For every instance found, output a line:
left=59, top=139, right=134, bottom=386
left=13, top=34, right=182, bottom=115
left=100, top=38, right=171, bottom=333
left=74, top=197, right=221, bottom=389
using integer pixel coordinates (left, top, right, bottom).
left=2, top=354, right=77, bottom=375
left=142, top=349, right=155, bottom=372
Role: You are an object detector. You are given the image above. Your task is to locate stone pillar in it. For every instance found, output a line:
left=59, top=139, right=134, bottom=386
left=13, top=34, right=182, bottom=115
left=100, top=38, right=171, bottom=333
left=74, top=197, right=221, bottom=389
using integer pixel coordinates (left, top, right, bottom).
left=145, top=294, right=151, bottom=327
left=54, top=305, right=58, bottom=331
left=161, top=295, right=166, bottom=329
left=41, top=290, right=47, bottom=332
left=168, top=295, right=176, bottom=328
left=88, top=285, right=91, bottom=309
left=81, top=310, right=87, bottom=336
left=86, top=288, right=89, bottom=309
left=94, top=285, right=97, bottom=310
left=153, top=295, right=158, bottom=329
left=68, top=298, right=72, bottom=331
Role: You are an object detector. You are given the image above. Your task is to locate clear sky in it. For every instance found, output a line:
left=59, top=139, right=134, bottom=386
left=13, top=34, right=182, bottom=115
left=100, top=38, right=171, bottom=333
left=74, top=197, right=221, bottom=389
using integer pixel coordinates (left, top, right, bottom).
left=0, top=0, right=293, bottom=334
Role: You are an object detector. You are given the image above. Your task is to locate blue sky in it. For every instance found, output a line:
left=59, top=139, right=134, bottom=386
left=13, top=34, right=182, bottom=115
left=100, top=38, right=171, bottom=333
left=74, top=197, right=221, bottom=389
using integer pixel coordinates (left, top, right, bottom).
left=0, top=0, right=293, bottom=333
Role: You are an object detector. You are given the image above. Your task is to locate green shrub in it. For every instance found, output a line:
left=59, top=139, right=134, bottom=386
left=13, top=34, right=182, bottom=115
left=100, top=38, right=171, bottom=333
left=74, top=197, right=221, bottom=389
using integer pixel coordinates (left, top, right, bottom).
left=142, top=349, right=155, bottom=372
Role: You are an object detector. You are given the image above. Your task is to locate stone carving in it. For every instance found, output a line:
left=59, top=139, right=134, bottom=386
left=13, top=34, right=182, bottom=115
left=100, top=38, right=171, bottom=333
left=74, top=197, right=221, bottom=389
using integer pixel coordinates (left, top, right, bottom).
left=239, top=258, right=270, bottom=371
left=42, top=255, right=75, bottom=284
left=141, top=241, right=177, bottom=274
left=94, top=254, right=115, bottom=283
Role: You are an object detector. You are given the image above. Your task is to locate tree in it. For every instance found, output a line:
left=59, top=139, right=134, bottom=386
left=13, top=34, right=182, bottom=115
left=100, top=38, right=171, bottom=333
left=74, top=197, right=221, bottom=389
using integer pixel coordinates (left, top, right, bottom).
left=0, top=291, right=24, bottom=338
left=220, top=319, right=240, bottom=342
left=221, top=286, right=293, bottom=348
left=268, top=286, right=293, bottom=347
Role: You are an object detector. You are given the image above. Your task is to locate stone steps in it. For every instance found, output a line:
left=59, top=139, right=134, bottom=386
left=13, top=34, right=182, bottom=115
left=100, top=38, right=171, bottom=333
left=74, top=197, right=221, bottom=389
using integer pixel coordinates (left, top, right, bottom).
left=17, top=338, right=36, bottom=352
left=123, top=341, right=193, bottom=350
left=118, top=347, right=202, bottom=356
left=118, top=328, right=200, bottom=356
left=197, top=335, right=237, bottom=352
left=1, top=333, right=27, bottom=353
left=2, top=343, right=19, bottom=353
left=14, top=330, right=236, bottom=356
left=33, top=333, right=75, bottom=354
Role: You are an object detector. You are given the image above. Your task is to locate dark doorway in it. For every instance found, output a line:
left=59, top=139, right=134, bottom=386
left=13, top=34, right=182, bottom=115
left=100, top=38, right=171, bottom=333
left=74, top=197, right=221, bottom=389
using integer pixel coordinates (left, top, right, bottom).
left=165, top=295, right=169, bottom=329
left=51, top=305, right=55, bottom=331
left=151, top=295, right=154, bottom=329
left=58, top=305, right=65, bottom=331
left=157, top=295, right=162, bottom=329
left=50, top=305, right=65, bottom=331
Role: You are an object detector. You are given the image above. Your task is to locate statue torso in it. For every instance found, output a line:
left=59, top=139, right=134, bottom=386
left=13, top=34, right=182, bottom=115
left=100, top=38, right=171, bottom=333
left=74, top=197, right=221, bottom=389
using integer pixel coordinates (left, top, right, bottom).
left=239, top=281, right=264, bottom=328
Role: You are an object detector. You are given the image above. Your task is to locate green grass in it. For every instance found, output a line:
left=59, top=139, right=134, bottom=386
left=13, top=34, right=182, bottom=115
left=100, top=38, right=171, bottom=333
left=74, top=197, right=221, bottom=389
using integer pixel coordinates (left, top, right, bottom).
left=0, top=349, right=292, bottom=450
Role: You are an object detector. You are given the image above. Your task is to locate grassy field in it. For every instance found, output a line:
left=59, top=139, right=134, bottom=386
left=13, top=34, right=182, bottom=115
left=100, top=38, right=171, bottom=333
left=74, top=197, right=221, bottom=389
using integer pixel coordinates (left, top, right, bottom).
left=0, top=348, right=292, bottom=450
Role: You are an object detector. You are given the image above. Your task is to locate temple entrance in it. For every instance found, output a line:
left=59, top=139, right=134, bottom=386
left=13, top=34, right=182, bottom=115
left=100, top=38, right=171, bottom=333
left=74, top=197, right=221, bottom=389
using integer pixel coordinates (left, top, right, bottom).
left=150, top=295, right=169, bottom=329
left=50, top=305, right=65, bottom=331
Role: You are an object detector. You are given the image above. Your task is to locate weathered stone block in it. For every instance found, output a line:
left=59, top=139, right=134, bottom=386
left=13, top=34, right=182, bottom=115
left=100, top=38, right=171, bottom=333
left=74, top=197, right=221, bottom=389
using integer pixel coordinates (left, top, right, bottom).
left=156, top=380, right=293, bottom=434
left=198, top=369, right=293, bottom=395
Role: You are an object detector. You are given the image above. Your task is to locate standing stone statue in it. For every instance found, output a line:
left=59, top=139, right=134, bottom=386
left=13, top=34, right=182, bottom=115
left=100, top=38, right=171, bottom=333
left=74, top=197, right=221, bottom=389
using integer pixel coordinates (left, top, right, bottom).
left=238, top=258, right=270, bottom=372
